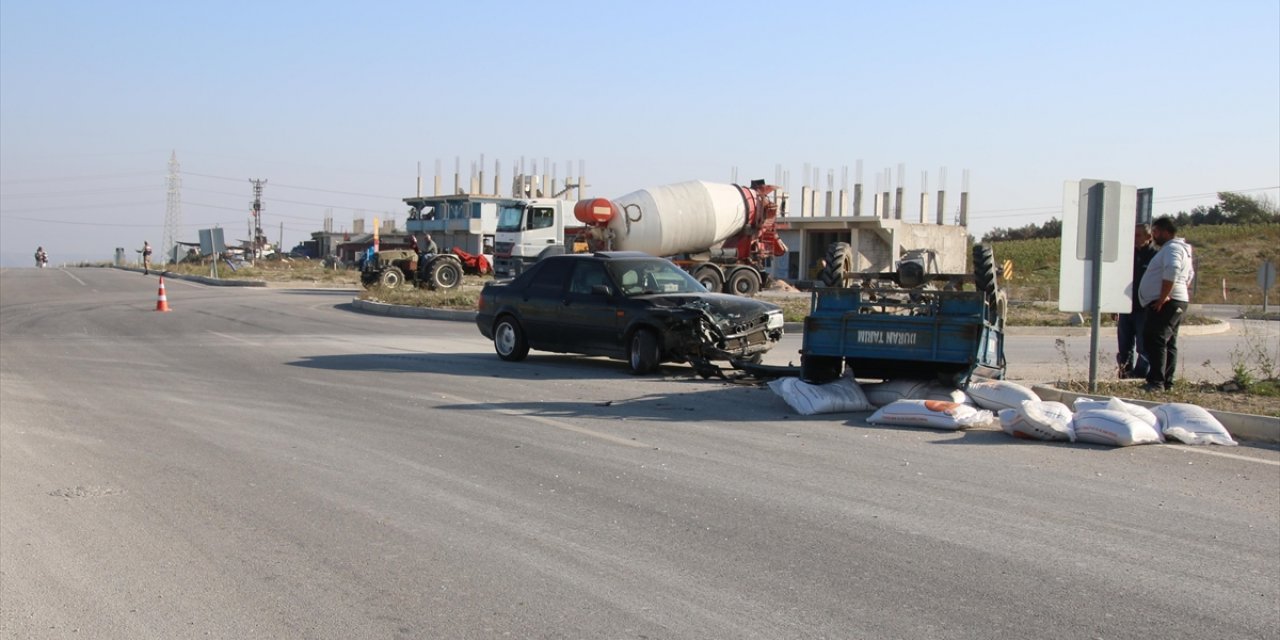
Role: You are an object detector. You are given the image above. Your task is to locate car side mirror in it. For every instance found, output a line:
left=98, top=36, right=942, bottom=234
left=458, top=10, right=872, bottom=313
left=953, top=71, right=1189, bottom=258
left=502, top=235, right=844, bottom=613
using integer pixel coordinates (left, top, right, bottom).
left=591, top=284, right=613, bottom=297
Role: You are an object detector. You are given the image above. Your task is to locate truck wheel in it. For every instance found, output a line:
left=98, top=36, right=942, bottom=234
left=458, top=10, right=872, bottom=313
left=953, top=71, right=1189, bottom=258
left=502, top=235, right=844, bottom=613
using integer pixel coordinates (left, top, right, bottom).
left=628, top=329, right=661, bottom=374
left=379, top=267, right=405, bottom=288
left=428, top=259, right=463, bottom=290
left=727, top=268, right=761, bottom=296
left=819, top=242, right=854, bottom=287
left=973, top=244, right=997, bottom=296
left=800, top=355, right=842, bottom=384
left=493, top=316, right=529, bottom=361
left=693, top=265, right=724, bottom=293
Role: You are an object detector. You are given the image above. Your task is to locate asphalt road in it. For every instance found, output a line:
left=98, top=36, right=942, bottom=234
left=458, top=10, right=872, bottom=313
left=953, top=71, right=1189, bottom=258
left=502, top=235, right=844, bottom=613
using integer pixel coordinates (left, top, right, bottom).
left=2, top=268, right=1278, bottom=639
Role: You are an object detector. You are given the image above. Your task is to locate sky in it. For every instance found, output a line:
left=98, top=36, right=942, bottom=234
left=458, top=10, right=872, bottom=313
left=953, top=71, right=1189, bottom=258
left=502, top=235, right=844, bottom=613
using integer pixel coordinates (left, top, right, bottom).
left=2, top=0, right=1277, bottom=267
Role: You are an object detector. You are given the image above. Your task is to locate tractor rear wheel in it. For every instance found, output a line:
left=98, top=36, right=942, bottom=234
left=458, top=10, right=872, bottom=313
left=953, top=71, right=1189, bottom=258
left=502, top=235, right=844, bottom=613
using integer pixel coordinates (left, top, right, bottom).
left=972, top=244, right=997, bottom=297
left=819, top=242, right=854, bottom=287
left=428, top=259, right=463, bottom=290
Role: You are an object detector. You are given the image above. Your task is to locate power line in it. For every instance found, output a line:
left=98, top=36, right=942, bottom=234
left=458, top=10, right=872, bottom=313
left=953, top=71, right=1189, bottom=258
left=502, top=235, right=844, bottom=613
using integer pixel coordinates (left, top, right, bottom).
left=180, top=170, right=402, bottom=200
left=0, top=171, right=158, bottom=185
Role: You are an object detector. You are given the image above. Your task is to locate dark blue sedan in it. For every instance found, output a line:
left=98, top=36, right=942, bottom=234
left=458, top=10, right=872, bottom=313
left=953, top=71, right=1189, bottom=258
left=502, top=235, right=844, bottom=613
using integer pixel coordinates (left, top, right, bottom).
left=476, top=252, right=785, bottom=374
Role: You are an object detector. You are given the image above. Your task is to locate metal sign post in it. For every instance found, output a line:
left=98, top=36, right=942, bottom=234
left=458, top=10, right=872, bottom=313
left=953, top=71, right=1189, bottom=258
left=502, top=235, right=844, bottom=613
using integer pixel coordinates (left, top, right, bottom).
left=1060, top=180, right=1137, bottom=393
left=1260, top=260, right=1277, bottom=314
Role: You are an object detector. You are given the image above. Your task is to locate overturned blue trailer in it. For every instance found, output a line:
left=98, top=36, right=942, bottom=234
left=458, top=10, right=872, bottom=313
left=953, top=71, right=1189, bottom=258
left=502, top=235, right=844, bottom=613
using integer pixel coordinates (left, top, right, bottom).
left=798, top=244, right=1006, bottom=387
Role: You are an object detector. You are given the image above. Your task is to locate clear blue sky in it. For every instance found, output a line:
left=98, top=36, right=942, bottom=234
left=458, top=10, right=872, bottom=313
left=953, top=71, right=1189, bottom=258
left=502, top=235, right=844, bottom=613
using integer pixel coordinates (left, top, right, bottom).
left=2, top=0, right=1277, bottom=266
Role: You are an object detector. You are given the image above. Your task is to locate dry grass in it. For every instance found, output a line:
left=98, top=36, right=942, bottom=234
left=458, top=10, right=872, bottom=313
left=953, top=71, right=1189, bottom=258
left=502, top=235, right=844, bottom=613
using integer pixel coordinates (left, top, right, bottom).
left=1059, top=379, right=1280, bottom=417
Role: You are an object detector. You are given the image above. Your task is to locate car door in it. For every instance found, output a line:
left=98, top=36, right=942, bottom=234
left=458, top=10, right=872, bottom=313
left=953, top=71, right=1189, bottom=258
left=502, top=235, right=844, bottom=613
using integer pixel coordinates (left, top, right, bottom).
left=559, top=260, right=625, bottom=356
left=518, top=258, right=572, bottom=351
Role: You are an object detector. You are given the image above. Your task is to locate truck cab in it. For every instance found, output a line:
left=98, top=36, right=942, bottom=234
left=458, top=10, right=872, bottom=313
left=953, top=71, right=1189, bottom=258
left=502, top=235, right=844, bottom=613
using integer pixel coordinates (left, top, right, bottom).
left=493, top=199, right=582, bottom=278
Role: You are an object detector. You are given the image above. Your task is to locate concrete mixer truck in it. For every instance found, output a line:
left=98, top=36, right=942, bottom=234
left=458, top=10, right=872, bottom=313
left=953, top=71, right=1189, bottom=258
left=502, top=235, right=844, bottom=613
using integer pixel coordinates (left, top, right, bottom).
left=495, top=179, right=786, bottom=295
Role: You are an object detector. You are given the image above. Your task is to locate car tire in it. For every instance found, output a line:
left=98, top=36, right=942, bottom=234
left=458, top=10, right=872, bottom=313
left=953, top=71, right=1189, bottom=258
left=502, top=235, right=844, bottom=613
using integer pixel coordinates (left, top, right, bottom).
left=493, top=316, right=529, bottom=362
left=727, top=268, right=761, bottom=296
left=693, top=264, right=724, bottom=293
left=800, top=355, right=842, bottom=384
left=819, top=242, right=854, bottom=288
left=428, top=259, right=463, bottom=290
left=379, top=266, right=404, bottom=289
left=628, top=329, right=661, bottom=374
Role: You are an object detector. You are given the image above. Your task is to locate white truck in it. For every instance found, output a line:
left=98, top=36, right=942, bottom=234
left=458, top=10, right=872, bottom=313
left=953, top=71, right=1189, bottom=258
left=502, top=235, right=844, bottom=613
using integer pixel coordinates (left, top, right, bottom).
left=496, top=180, right=787, bottom=296
left=492, top=198, right=585, bottom=278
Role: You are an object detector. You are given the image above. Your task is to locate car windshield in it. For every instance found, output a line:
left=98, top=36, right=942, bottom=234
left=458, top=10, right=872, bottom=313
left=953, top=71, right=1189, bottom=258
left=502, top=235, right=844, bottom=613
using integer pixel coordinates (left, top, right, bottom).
left=606, top=259, right=708, bottom=296
left=496, top=204, right=525, bottom=232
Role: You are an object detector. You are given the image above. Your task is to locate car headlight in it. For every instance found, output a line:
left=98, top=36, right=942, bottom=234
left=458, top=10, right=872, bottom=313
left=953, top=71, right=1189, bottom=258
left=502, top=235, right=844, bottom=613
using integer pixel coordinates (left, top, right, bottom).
left=766, top=310, right=784, bottom=330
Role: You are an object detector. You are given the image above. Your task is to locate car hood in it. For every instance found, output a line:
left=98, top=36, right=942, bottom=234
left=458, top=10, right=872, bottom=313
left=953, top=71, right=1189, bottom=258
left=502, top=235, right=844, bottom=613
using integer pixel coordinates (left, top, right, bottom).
left=640, top=292, right=780, bottom=321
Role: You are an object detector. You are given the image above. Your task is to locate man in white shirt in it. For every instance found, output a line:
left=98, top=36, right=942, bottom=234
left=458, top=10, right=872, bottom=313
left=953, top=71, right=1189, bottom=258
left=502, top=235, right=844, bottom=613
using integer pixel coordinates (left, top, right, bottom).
left=1137, top=217, right=1195, bottom=392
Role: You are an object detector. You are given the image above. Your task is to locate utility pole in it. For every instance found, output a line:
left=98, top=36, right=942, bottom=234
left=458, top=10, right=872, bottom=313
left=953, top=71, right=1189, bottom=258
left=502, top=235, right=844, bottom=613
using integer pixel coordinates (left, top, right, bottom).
left=162, top=151, right=183, bottom=265
left=249, top=178, right=267, bottom=259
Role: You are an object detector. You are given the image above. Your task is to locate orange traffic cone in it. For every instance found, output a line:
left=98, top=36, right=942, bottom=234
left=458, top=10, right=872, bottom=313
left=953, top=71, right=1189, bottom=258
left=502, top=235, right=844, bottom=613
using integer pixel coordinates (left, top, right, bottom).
left=154, top=276, right=171, bottom=312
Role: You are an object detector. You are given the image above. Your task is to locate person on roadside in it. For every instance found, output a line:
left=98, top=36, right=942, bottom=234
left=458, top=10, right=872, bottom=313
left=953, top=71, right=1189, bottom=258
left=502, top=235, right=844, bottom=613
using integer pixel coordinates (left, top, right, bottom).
left=1117, top=223, right=1158, bottom=379
left=142, top=240, right=153, bottom=275
left=1138, top=217, right=1195, bottom=392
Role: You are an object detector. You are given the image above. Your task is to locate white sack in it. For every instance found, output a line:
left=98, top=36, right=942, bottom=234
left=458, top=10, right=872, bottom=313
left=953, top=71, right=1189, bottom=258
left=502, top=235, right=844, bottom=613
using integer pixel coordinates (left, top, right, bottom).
left=1072, top=409, right=1162, bottom=447
left=768, top=375, right=874, bottom=416
left=1153, top=403, right=1238, bottom=446
left=868, top=400, right=994, bottom=431
left=966, top=380, right=1040, bottom=411
left=1073, top=397, right=1159, bottom=430
left=862, top=379, right=971, bottom=407
left=999, top=400, right=1075, bottom=441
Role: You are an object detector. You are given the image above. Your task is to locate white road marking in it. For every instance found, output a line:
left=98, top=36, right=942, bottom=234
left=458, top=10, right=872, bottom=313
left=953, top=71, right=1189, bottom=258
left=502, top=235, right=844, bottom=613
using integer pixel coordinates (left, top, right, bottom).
left=1172, top=445, right=1280, bottom=466
left=61, top=270, right=87, bottom=286
left=206, top=331, right=262, bottom=346
left=445, top=393, right=651, bottom=449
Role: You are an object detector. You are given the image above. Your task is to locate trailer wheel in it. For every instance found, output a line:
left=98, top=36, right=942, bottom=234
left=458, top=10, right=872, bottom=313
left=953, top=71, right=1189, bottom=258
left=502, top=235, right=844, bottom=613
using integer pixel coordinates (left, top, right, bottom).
left=378, top=266, right=405, bottom=289
left=493, top=316, right=529, bottom=361
left=694, top=265, right=724, bottom=293
left=819, top=242, right=854, bottom=287
left=800, top=355, right=842, bottom=384
left=972, top=244, right=997, bottom=296
left=428, top=259, right=463, bottom=290
left=727, top=268, right=761, bottom=296
left=628, top=329, right=661, bottom=374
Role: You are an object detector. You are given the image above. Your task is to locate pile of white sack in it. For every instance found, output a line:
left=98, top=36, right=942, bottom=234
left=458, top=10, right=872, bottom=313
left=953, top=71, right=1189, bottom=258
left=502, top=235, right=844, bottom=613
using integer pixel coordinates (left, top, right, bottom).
left=768, top=376, right=1237, bottom=447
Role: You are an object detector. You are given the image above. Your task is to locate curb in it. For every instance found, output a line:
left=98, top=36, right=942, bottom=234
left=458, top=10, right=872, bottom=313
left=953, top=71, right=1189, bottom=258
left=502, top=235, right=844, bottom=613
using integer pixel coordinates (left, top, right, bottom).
left=112, top=266, right=267, bottom=287
left=350, top=298, right=476, bottom=322
left=1031, top=384, right=1279, bottom=444
left=1006, top=320, right=1230, bottom=337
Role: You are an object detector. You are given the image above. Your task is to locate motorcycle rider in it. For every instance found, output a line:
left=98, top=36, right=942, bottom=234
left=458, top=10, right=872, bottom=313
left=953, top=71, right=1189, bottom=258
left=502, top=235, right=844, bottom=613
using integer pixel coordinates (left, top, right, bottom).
left=35, top=246, right=47, bottom=268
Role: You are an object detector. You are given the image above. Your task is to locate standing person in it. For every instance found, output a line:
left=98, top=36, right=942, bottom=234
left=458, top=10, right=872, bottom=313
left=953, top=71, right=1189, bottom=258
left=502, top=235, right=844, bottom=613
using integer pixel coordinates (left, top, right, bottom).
left=142, top=241, right=153, bottom=275
left=1138, top=217, right=1195, bottom=392
left=1117, top=223, right=1158, bottom=379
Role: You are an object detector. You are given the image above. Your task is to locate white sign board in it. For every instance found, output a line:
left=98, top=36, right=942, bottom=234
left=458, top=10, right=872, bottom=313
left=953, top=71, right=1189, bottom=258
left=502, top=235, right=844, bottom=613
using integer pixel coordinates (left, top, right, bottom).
left=1059, top=180, right=1136, bottom=313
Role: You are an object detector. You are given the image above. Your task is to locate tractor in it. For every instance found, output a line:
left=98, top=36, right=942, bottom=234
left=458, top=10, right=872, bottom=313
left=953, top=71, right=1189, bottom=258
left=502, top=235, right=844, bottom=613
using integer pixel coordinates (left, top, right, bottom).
left=360, top=247, right=490, bottom=291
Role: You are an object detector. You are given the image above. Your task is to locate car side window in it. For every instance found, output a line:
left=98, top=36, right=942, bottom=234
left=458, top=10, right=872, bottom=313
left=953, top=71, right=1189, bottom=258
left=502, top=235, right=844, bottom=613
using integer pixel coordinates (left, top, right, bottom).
left=569, top=261, right=611, bottom=296
left=527, top=259, right=571, bottom=296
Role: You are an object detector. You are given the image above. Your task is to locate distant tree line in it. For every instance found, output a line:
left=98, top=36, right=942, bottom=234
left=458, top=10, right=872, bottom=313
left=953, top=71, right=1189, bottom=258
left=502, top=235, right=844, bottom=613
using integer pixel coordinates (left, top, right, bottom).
left=982, top=192, right=1279, bottom=243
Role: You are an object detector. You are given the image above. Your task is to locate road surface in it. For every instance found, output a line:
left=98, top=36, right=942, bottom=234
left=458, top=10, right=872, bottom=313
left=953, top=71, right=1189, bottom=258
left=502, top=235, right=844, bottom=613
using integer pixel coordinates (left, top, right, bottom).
left=2, top=268, right=1277, bottom=639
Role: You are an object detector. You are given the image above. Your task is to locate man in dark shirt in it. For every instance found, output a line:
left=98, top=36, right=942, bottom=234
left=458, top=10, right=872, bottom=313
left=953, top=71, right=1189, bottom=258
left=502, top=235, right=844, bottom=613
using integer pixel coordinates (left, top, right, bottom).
left=1117, top=223, right=1158, bottom=379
